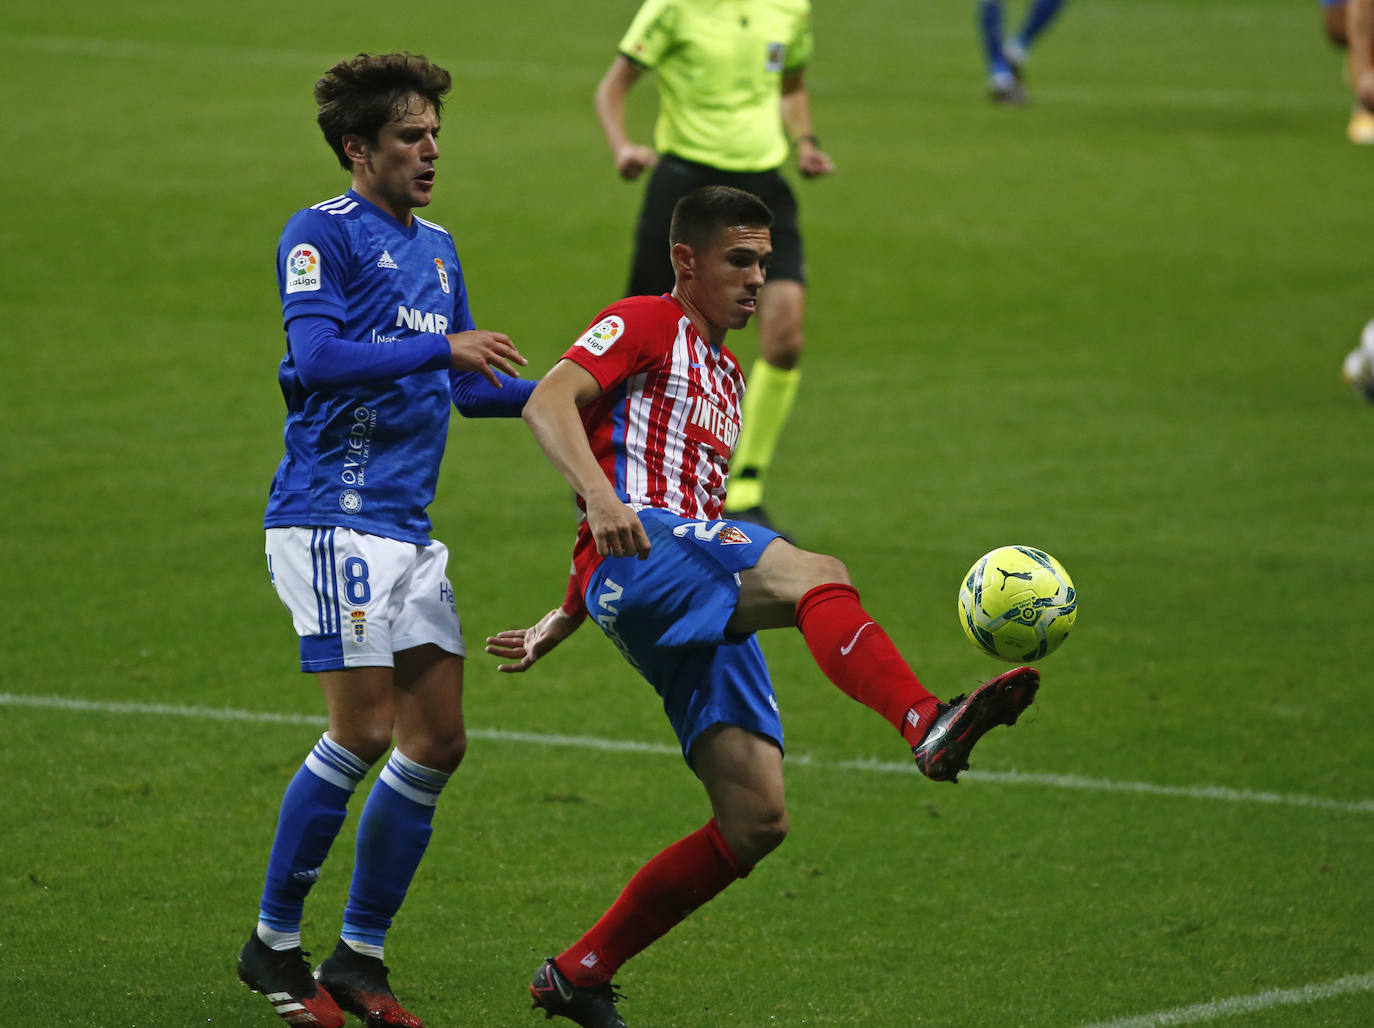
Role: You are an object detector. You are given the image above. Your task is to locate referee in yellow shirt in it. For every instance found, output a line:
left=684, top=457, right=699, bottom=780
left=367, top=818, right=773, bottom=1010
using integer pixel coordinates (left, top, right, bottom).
left=595, top=0, right=835, bottom=531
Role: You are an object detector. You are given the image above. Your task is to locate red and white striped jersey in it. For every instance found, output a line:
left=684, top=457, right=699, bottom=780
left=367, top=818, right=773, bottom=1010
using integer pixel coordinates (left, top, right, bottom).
left=561, top=293, right=746, bottom=571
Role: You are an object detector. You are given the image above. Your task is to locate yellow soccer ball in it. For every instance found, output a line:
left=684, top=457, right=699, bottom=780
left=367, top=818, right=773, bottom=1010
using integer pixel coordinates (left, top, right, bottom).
left=958, top=545, right=1077, bottom=662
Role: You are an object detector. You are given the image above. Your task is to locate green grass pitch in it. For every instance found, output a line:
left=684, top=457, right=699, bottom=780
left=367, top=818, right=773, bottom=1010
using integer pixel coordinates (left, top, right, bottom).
left=4, top=1, right=1373, bottom=1024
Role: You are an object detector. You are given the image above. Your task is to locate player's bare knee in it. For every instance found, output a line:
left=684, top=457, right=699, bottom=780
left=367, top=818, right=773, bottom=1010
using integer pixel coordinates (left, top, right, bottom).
left=407, top=726, right=467, bottom=774
left=717, top=812, right=787, bottom=867
left=738, top=809, right=789, bottom=864
left=761, top=333, right=804, bottom=371
left=433, top=728, right=467, bottom=773
left=332, top=727, right=392, bottom=766
left=801, top=551, right=849, bottom=591
left=739, top=545, right=850, bottom=629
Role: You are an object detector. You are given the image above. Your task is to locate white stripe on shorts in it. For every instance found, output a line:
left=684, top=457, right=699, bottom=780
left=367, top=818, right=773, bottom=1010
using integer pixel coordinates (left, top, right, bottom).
left=311, top=528, right=338, bottom=636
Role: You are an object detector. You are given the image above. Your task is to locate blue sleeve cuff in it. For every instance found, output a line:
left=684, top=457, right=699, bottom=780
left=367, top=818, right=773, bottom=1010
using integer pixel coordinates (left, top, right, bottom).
left=450, top=370, right=537, bottom=417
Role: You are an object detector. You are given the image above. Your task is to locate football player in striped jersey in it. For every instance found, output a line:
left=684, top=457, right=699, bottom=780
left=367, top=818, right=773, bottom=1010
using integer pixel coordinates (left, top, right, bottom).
left=487, top=185, right=1039, bottom=1027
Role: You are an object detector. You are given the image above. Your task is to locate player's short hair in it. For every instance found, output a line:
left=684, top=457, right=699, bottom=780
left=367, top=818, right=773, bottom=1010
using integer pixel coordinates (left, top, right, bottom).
left=669, top=186, right=774, bottom=253
left=314, top=53, right=452, bottom=170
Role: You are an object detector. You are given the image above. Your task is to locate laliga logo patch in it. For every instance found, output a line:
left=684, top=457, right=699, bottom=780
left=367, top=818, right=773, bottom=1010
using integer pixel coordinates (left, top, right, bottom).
left=765, top=42, right=787, bottom=72
left=575, top=315, right=625, bottom=356
left=719, top=525, right=752, bottom=545
left=350, top=609, right=367, bottom=645
left=434, top=258, right=450, bottom=294
left=285, top=243, right=321, bottom=294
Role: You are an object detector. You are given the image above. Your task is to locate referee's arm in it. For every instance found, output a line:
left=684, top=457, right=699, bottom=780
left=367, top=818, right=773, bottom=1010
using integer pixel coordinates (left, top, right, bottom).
left=595, top=53, right=658, bottom=179
left=780, top=69, right=834, bottom=179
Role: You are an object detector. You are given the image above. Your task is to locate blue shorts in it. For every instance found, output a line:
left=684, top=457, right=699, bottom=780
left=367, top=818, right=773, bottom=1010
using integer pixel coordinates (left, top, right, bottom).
left=584, top=509, right=785, bottom=763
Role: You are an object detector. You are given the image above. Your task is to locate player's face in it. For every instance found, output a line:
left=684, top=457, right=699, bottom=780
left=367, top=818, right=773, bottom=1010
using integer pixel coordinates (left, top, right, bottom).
left=349, top=95, right=440, bottom=223
left=686, top=225, right=772, bottom=337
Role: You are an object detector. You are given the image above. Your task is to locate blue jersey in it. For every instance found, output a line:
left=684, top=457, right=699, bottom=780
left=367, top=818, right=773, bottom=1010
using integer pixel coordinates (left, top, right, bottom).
left=265, top=190, right=513, bottom=544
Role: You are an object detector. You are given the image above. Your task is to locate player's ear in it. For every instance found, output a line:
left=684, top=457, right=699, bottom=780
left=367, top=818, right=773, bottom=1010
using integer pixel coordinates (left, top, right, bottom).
left=342, top=133, right=369, bottom=165
left=670, top=241, right=695, bottom=280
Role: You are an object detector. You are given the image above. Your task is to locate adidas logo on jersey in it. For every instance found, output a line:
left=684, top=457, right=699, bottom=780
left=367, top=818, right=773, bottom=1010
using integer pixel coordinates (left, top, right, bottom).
left=377, top=250, right=399, bottom=269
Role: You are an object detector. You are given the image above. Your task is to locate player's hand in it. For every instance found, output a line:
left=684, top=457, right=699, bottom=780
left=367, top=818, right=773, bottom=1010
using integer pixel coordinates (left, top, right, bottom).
left=614, top=143, right=658, bottom=180
left=485, top=607, right=580, bottom=673
left=797, top=140, right=835, bottom=179
left=586, top=492, right=651, bottom=559
left=446, top=330, right=528, bottom=387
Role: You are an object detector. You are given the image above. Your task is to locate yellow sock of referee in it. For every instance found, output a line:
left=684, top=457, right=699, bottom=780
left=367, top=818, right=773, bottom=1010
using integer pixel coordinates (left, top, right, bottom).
left=725, top=359, right=801, bottom=514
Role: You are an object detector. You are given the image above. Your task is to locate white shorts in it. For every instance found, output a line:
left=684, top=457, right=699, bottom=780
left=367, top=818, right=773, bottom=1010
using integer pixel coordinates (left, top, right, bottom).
left=266, top=527, right=465, bottom=672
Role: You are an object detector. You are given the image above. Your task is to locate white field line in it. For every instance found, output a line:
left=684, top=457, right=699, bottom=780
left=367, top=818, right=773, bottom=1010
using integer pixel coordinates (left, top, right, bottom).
left=4, top=692, right=1372, bottom=816
left=1077, top=970, right=1374, bottom=1027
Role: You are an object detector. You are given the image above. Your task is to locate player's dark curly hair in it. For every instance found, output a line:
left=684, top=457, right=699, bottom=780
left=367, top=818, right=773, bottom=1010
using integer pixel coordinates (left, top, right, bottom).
left=314, top=53, right=452, bottom=170
left=669, top=185, right=774, bottom=252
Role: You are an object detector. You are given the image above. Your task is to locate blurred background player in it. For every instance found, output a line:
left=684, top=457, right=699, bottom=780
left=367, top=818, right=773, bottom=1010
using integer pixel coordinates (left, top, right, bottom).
left=593, top=0, right=835, bottom=531
left=1340, top=319, right=1374, bottom=401
left=1325, top=0, right=1350, bottom=49
left=486, top=186, right=1040, bottom=1027
left=1341, top=1, right=1374, bottom=401
left=979, top=0, right=1068, bottom=105
left=237, top=53, right=532, bottom=1028
left=1339, top=0, right=1374, bottom=141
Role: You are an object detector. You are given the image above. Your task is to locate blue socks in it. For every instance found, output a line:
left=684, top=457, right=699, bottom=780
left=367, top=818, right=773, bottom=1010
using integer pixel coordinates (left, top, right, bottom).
left=257, top=734, right=370, bottom=944
left=256, top=737, right=451, bottom=958
left=341, top=751, right=451, bottom=953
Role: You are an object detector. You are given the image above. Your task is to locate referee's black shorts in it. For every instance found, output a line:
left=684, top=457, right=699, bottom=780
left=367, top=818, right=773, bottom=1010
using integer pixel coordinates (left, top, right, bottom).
left=626, top=153, right=805, bottom=298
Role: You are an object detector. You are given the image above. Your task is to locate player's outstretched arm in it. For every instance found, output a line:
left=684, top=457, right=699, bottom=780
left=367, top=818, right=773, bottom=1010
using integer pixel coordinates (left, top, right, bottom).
left=446, top=330, right=527, bottom=387
left=524, top=360, right=651, bottom=559
left=485, top=607, right=582, bottom=672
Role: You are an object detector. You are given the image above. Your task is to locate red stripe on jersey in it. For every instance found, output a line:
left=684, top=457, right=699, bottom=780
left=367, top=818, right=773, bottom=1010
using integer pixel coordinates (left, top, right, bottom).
left=562, top=296, right=745, bottom=578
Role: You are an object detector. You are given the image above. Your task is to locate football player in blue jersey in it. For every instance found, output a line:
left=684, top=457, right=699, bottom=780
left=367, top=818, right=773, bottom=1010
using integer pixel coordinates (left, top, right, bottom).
left=236, top=52, right=533, bottom=1028
left=978, top=0, right=1068, bottom=105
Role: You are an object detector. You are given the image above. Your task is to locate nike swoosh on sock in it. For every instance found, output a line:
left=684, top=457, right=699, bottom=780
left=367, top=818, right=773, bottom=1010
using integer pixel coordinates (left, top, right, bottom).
left=839, top=622, right=875, bottom=656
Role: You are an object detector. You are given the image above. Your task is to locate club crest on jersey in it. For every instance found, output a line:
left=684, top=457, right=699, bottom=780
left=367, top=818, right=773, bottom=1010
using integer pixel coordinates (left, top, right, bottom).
left=575, top=315, right=625, bottom=356
left=434, top=257, right=450, bottom=294
left=719, top=525, right=752, bottom=545
left=349, top=609, right=367, bottom=644
left=285, top=243, right=321, bottom=293
left=339, top=489, right=363, bottom=514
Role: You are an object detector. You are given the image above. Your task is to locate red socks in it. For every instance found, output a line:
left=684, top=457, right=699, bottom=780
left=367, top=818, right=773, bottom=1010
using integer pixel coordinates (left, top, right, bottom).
left=556, top=818, right=747, bottom=986
left=795, top=582, right=940, bottom=746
